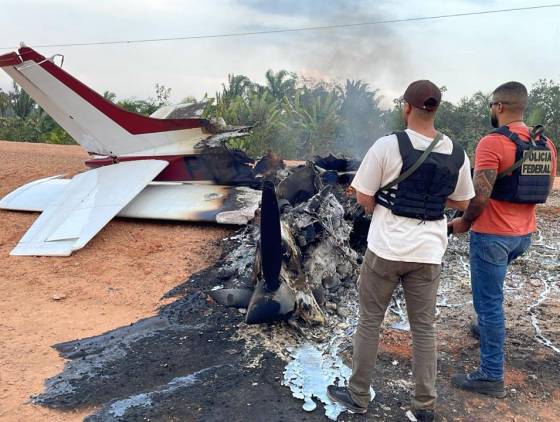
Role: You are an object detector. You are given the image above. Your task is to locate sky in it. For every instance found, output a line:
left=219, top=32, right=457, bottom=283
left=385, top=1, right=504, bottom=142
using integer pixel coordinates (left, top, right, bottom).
left=1, top=0, right=559, bottom=108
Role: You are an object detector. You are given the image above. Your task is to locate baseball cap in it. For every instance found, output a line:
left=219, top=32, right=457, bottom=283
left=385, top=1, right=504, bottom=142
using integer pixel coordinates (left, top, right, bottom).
left=403, top=80, right=441, bottom=111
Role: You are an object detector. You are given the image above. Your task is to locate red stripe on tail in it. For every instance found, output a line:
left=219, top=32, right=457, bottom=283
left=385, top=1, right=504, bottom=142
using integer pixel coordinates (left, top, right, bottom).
left=0, top=51, right=22, bottom=66
left=18, top=46, right=205, bottom=135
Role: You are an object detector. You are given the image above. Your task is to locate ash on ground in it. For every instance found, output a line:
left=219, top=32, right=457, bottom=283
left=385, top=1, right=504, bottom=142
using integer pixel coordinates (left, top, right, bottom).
left=32, top=161, right=560, bottom=421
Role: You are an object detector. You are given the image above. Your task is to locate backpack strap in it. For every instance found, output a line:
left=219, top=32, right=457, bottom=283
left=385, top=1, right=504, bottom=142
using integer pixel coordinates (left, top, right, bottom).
left=379, top=131, right=443, bottom=191
left=492, top=126, right=526, bottom=147
left=495, top=125, right=545, bottom=178
left=395, top=131, right=416, bottom=169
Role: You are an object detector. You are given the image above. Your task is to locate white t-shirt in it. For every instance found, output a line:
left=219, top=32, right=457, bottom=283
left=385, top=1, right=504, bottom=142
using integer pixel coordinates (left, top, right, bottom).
left=351, top=129, right=475, bottom=264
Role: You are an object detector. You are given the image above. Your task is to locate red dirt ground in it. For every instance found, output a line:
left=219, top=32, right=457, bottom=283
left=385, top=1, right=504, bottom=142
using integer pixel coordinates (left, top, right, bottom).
left=0, top=141, right=232, bottom=421
left=1, top=141, right=559, bottom=422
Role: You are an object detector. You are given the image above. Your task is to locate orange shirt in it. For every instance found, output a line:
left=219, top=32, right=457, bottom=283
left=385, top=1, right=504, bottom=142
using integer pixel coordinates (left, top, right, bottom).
left=472, top=122, right=557, bottom=235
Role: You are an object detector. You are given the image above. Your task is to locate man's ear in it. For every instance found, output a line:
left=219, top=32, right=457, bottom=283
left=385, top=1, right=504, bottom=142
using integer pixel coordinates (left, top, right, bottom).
left=404, top=103, right=412, bottom=114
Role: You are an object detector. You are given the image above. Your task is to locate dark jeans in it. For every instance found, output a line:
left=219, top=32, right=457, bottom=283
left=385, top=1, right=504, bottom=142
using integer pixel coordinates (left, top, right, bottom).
left=470, top=232, right=532, bottom=380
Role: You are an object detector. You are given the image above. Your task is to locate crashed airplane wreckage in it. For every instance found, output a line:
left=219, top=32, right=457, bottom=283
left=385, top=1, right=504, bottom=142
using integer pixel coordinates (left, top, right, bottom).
left=0, top=44, right=367, bottom=327
left=0, top=45, right=264, bottom=256
left=207, top=157, right=365, bottom=325
left=0, top=44, right=367, bottom=321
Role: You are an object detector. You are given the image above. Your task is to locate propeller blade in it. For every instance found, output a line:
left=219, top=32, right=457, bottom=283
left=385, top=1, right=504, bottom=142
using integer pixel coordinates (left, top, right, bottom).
left=260, top=181, right=282, bottom=291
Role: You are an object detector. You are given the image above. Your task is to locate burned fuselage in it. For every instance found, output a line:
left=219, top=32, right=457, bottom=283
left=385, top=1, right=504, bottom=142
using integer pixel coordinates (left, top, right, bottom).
left=209, top=158, right=365, bottom=325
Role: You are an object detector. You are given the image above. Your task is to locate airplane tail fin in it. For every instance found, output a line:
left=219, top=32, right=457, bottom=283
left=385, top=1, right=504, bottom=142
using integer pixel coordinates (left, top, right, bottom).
left=0, top=46, right=207, bottom=156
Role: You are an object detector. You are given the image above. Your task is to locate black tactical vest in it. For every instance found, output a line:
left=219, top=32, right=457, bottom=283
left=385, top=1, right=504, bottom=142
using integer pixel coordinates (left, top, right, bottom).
left=376, top=131, right=465, bottom=221
left=490, top=126, right=552, bottom=204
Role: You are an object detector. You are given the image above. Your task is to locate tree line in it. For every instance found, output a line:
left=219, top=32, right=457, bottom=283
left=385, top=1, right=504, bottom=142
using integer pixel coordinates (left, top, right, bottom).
left=0, top=73, right=558, bottom=163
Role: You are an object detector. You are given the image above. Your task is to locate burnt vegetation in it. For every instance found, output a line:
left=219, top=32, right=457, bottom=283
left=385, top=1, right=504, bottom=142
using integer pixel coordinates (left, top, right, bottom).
left=1, top=74, right=559, bottom=165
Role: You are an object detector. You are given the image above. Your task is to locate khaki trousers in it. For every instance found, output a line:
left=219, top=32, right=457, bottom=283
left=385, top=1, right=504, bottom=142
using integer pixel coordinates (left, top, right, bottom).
left=348, top=249, right=441, bottom=410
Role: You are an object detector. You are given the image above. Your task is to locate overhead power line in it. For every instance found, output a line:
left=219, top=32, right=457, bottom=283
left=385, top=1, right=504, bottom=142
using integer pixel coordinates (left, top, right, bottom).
left=1, top=4, right=560, bottom=50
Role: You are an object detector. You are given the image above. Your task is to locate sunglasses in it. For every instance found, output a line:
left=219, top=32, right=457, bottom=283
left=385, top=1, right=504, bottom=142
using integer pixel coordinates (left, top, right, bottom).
left=488, top=101, right=511, bottom=108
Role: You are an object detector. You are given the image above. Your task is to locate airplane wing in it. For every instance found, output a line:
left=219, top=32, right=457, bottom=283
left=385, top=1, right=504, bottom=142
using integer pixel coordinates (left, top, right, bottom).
left=1, top=178, right=261, bottom=226
left=0, top=175, right=68, bottom=211
left=9, top=160, right=168, bottom=256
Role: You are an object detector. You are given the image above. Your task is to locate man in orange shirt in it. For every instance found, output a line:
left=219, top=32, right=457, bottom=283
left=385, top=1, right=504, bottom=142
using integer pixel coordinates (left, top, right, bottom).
left=449, top=81, right=557, bottom=398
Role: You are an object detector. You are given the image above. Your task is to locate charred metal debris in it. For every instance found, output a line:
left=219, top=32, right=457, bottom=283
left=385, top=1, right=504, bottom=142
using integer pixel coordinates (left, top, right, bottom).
left=207, top=154, right=365, bottom=326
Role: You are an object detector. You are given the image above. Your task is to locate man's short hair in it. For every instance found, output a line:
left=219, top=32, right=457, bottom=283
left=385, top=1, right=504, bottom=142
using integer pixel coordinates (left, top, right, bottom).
left=492, top=81, right=528, bottom=113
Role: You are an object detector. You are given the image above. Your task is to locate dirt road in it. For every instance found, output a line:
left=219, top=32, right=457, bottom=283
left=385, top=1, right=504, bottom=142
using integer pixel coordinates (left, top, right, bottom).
left=0, top=141, right=231, bottom=421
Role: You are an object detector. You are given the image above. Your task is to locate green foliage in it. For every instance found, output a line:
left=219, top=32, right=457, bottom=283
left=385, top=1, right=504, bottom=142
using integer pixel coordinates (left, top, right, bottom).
left=0, top=82, right=79, bottom=143
left=221, top=74, right=253, bottom=105
left=10, top=82, right=36, bottom=120
left=103, top=90, right=117, bottom=102
left=527, top=79, right=560, bottom=146
left=389, top=97, right=406, bottom=132
left=0, top=89, right=10, bottom=117
left=264, top=69, right=296, bottom=101
left=283, top=87, right=340, bottom=157
left=1, top=75, right=559, bottom=168
left=0, top=113, right=53, bottom=143
left=226, top=90, right=289, bottom=156
left=117, top=98, right=159, bottom=115
left=449, top=92, right=493, bottom=156
left=113, top=84, right=173, bottom=116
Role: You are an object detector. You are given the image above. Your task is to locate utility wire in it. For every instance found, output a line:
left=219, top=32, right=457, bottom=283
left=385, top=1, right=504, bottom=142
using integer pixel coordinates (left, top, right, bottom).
left=1, top=4, right=559, bottom=50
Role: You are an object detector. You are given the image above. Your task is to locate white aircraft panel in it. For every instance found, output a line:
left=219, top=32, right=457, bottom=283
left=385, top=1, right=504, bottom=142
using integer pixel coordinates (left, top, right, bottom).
left=9, top=160, right=168, bottom=256
left=1, top=177, right=260, bottom=226
left=16, top=62, right=210, bottom=156
left=0, top=175, right=68, bottom=211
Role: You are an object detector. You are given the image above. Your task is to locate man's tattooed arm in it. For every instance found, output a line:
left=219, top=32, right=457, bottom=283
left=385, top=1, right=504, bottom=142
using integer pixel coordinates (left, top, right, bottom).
left=462, top=169, right=498, bottom=224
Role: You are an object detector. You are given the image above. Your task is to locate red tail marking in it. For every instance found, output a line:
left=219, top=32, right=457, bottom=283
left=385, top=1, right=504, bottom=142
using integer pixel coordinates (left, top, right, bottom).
left=0, top=51, right=22, bottom=66
left=17, top=47, right=205, bottom=135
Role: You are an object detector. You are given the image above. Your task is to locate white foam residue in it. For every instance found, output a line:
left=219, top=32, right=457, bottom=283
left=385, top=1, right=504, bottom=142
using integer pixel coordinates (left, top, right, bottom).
left=528, top=276, right=560, bottom=354
left=109, top=393, right=152, bottom=417
left=108, top=366, right=218, bottom=418
left=406, top=409, right=418, bottom=421
left=523, top=238, right=560, bottom=354
left=390, top=295, right=410, bottom=331
left=282, top=343, right=375, bottom=420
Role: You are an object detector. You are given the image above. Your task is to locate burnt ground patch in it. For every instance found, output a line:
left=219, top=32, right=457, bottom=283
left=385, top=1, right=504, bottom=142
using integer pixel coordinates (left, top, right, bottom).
left=34, top=294, right=246, bottom=410
left=30, top=201, right=560, bottom=421
left=86, top=353, right=323, bottom=422
left=34, top=282, right=338, bottom=421
left=30, top=232, right=328, bottom=421
left=31, top=279, right=560, bottom=421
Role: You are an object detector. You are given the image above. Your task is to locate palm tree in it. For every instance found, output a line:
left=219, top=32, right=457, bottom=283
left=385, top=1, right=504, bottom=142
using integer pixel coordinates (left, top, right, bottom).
left=8, top=82, right=36, bottom=140
left=244, top=91, right=281, bottom=125
left=10, top=82, right=35, bottom=120
left=222, top=74, right=252, bottom=101
left=235, top=90, right=283, bottom=155
left=0, top=89, right=10, bottom=117
left=284, top=89, right=340, bottom=157
left=265, top=70, right=296, bottom=102
left=103, top=91, right=117, bottom=103
left=338, top=80, right=374, bottom=105
left=337, top=79, right=386, bottom=156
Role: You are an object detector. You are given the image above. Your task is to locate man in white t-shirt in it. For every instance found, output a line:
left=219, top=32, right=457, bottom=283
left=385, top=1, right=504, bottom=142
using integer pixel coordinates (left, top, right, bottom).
left=327, top=80, right=475, bottom=421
